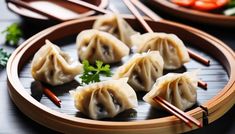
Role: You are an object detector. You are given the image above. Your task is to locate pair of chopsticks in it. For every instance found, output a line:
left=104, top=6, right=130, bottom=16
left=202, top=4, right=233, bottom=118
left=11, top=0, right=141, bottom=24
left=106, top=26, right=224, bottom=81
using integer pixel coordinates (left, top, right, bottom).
left=153, top=96, right=202, bottom=128
left=123, top=0, right=202, bottom=128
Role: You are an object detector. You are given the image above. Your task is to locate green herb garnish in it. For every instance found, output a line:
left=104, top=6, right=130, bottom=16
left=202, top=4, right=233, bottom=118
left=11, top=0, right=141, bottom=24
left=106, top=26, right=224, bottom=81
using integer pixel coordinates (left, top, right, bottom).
left=0, top=48, right=11, bottom=68
left=80, top=60, right=111, bottom=85
left=2, top=23, right=23, bottom=46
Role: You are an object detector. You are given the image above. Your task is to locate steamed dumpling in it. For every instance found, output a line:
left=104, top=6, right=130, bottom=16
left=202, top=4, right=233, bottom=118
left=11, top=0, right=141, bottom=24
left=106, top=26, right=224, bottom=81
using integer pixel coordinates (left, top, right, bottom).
left=131, top=33, right=190, bottom=69
left=31, top=40, right=83, bottom=86
left=76, top=29, right=130, bottom=64
left=143, top=71, right=198, bottom=111
left=113, top=51, right=164, bottom=92
left=71, top=78, right=138, bottom=119
left=93, top=13, right=139, bottom=48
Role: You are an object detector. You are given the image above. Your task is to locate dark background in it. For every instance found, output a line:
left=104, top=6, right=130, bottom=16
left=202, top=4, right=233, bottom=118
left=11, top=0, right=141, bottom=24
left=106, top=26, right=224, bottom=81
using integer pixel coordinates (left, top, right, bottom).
left=0, top=0, right=234, bottom=133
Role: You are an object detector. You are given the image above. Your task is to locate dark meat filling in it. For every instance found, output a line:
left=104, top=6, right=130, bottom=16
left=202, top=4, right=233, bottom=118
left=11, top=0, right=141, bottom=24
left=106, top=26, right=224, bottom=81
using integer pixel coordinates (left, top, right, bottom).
left=102, top=45, right=110, bottom=56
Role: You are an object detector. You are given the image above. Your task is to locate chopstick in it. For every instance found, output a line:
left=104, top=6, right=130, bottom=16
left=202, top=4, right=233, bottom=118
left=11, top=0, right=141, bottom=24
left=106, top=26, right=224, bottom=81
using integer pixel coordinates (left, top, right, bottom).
left=198, top=80, right=208, bottom=89
left=153, top=96, right=202, bottom=128
left=8, top=0, right=64, bottom=21
left=66, top=0, right=111, bottom=14
left=130, top=0, right=162, bottom=21
left=123, top=0, right=153, bottom=32
left=34, top=81, right=61, bottom=107
left=43, top=88, right=61, bottom=107
left=187, top=49, right=210, bottom=66
left=126, top=0, right=210, bottom=66
left=153, top=97, right=193, bottom=128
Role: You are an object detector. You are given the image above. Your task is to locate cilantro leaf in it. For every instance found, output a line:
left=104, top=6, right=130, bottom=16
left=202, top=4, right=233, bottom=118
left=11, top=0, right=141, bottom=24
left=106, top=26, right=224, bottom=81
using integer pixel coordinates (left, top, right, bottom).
left=80, top=60, right=112, bottom=85
left=0, top=48, right=11, bottom=68
left=2, top=23, right=23, bottom=46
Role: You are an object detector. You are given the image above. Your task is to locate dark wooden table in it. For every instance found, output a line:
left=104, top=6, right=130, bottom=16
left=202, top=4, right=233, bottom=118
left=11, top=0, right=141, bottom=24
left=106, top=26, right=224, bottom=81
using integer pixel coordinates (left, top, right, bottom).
left=0, top=0, right=234, bottom=133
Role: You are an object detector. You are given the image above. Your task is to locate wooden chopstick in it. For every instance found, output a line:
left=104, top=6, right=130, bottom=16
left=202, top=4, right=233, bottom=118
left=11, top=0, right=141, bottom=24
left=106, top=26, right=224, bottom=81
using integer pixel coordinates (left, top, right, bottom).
left=129, top=0, right=210, bottom=66
left=154, top=96, right=202, bottom=128
left=187, top=49, right=210, bottom=66
left=123, top=0, right=153, bottom=33
left=43, top=88, right=61, bottom=107
left=8, top=0, right=64, bottom=21
left=153, top=97, right=193, bottom=128
left=198, top=80, right=208, bottom=89
left=66, top=0, right=111, bottom=14
left=130, top=0, right=162, bottom=21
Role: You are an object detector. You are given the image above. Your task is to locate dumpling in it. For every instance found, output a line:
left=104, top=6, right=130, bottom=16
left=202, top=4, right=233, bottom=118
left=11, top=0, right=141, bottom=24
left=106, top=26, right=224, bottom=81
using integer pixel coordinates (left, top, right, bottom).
left=31, top=40, right=83, bottom=86
left=70, top=78, right=138, bottom=119
left=143, top=71, right=198, bottom=111
left=93, top=13, right=139, bottom=48
left=76, top=29, right=130, bottom=64
left=131, top=33, right=190, bottom=69
left=113, top=51, right=164, bottom=92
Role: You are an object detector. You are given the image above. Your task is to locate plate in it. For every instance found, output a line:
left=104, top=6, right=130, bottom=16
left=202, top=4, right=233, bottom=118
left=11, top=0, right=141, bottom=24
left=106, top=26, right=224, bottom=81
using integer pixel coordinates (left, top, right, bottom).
left=7, top=0, right=109, bottom=21
left=147, top=0, right=235, bottom=27
left=7, top=15, right=235, bottom=133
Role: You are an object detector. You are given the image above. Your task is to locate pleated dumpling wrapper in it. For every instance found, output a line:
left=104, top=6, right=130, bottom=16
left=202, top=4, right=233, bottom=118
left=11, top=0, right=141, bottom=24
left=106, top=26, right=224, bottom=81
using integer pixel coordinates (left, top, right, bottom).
left=76, top=29, right=130, bottom=64
left=143, top=70, right=198, bottom=111
left=70, top=78, right=138, bottom=119
left=93, top=13, right=139, bottom=48
left=131, top=33, right=190, bottom=70
left=31, top=40, right=83, bottom=86
left=113, top=51, right=164, bottom=92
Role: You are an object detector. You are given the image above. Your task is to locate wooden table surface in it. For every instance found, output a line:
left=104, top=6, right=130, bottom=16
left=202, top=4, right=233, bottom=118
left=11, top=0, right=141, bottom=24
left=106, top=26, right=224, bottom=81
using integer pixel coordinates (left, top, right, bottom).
left=0, top=0, right=234, bottom=133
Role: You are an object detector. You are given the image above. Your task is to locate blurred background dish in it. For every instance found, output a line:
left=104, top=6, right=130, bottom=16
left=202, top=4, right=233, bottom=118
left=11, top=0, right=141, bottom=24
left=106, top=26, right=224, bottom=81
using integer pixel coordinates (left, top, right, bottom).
left=6, top=0, right=109, bottom=21
left=146, top=0, right=235, bottom=27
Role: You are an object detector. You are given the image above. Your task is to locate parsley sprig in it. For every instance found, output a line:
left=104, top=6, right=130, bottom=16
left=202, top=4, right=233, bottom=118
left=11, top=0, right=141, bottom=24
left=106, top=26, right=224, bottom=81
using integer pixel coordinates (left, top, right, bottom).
left=2, top=23, right=22, bottom=46
left=80, top=60, right=111, bottom=85
left=0, top=48, right=11, bottom=68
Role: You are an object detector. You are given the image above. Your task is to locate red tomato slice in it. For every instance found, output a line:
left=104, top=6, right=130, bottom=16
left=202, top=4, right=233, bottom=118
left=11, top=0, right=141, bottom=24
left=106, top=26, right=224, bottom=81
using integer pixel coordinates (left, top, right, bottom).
left=216, top=0, right=229, bottom=7
left=193, top=0, right=229, bottom=11
left=193, top=1, right=218, bottom=11
left=171, top=0, right=196, bottom=7
left=172, top=0, right=230, bottom=11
